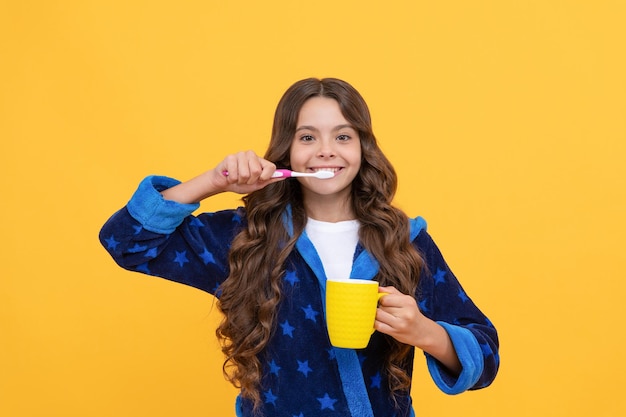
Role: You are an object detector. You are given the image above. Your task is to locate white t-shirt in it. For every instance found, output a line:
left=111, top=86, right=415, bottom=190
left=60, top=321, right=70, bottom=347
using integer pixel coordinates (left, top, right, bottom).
left=305, top=217, right=360, bottom=280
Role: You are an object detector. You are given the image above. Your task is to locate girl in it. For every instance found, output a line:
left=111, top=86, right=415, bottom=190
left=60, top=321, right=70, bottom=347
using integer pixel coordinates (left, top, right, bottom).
left=100, top=78, right=499, bottom=417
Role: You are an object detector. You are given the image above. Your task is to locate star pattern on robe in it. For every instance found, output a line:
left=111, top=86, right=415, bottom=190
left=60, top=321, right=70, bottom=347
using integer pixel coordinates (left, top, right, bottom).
left=199, top=248, right=215, bottom=265
left=269, top=359, right=281, bottom=376
left=104, top=235, right=120, bottom=250
left=173, top=250, right=189, bottom=267
left=284, top=270, right=299, bottom=286
left=458, top=289, right=469, bottom=303
left=292, top=413, right=304, bottom=417
left=301, top=304, right=320, bottom=322
left=136, top=262, right=150, bottom=274
left=317, top=393, right=337, bottom=410
left=129, top=243, right=147, bottom=253
left=132, top=225, right=143, bottom=235
left=297, top=360, right=313, bottom=377
left=144, top=248, right=157, bottom=258
left=264, top=389, right=278, bottom=406
left=433, top=268, right=446, bottom=285
left=418, top=298, right=430, bottom=313
left=280, top=320, right=295, bottom=338
left=326, top=348, right=336, bottom=361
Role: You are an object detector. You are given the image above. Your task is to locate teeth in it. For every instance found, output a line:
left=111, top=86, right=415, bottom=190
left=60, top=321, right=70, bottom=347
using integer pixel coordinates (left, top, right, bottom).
left=312, top=168, right=340, bottom=173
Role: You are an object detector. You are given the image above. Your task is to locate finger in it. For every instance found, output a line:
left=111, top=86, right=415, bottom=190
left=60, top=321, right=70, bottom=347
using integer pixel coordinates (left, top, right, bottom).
left=374, top=318, right=395, bottom=334
left=222, top=155, right=240, bottom=183
left=245, top=157, right=264, bottom=185
left=376, top=307, right=398, bottom=325
left=374, top=308, right=407, bottom=337
left=258, top=160, right=278, bottom=181
left=234, top=152, right=253, bottom=184
left=379, top=285, right=401, bottom=295
left=244, top=151, right=278, bottom=185
left=378, top=293, right=406, bottom=308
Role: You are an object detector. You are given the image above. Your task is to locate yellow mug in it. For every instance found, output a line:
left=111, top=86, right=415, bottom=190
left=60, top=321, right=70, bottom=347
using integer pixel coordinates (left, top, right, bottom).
left=325, top=278, right=387, bottom=349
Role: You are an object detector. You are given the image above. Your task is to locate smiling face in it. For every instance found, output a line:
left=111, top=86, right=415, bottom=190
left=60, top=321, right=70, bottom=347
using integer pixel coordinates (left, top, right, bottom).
left=289, top=96, right=362, bottom=213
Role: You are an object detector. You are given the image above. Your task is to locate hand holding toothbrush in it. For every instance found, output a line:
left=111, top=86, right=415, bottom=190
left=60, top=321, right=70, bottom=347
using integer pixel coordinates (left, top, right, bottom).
left=158, top=151, right=279, bottom=203
left=160, top=151, right=332, bottom=204
left=218, top=152, right=334, bottom=191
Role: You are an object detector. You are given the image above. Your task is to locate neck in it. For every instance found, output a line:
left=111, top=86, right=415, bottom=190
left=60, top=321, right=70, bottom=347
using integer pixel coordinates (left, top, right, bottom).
left=303, top=194, right=355, bottom=223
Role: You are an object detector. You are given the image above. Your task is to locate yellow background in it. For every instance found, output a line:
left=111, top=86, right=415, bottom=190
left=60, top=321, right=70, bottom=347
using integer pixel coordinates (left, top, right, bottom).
left=1, top=1, right=625, bottom=416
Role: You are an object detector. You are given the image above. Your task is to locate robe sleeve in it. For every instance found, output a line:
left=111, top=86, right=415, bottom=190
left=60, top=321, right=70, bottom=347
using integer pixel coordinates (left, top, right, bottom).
left=99, top=175, right=244, bottom=294
left=414, top=229, right=500, bottom=393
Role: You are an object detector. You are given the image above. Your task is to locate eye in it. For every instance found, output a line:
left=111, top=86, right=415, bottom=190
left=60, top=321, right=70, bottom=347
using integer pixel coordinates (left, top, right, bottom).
left=300, top=134, right=315, bottom=142
left=336, top=134, right=351, bottom=141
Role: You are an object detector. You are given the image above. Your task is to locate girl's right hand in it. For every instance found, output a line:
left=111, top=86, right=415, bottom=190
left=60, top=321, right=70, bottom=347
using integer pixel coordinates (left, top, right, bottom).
left=213, top=150, right=283, bottom=195
left=161, top=151, right=284, bottom=204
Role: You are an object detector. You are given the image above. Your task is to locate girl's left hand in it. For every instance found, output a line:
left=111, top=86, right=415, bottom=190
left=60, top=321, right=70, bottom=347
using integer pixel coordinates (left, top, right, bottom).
left=374, top=286, right=428, bottom=347
left=375, top=285, right=463, bottom=374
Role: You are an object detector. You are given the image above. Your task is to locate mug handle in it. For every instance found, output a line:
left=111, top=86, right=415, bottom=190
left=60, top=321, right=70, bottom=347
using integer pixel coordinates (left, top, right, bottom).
left=372, top=292, right=389, bottom=334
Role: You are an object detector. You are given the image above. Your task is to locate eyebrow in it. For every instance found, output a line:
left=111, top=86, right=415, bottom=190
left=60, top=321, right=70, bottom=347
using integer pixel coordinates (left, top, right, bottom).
left=295, top=124, right=355, bottom=132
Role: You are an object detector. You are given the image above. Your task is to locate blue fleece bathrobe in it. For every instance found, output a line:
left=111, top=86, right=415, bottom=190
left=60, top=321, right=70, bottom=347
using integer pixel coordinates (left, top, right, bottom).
left=99, top=176, right=499, bottom=417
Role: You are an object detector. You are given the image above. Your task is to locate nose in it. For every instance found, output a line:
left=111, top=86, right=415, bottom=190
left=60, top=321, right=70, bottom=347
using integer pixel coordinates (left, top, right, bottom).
left=316, top=137, right=336, bottom=158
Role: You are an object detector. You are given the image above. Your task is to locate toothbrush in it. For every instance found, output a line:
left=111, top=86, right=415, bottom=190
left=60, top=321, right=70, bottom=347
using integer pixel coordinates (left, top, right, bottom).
left=271, top=169, right=334, bottom=179
left=221, top=169, right=334, bottom=179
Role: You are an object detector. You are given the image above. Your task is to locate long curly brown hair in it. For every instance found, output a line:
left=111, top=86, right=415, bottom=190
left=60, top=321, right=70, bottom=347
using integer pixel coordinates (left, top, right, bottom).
left=216, top=78, right=425, bottom=411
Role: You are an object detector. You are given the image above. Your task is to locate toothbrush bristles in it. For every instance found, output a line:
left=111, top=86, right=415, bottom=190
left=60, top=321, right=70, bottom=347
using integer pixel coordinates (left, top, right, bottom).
left=316, top=171, right=334, bottom=179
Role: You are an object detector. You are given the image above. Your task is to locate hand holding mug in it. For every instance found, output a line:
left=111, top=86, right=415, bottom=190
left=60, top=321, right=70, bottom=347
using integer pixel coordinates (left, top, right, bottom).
left=374, top=285, right=428, bottom=347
